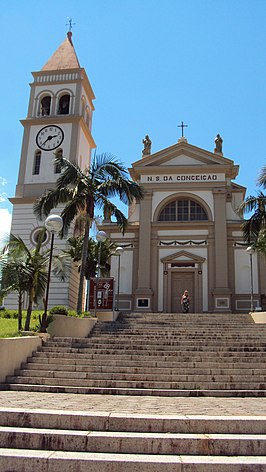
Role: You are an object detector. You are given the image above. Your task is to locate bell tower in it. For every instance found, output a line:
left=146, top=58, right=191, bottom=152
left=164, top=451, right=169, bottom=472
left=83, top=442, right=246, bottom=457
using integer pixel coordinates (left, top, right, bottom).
left=7, top=32, right=96, bottom=310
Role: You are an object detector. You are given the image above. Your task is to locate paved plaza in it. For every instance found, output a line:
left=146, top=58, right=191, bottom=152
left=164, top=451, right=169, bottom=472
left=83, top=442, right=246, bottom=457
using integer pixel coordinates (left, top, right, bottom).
left=1, top=391, right=266, bottom=417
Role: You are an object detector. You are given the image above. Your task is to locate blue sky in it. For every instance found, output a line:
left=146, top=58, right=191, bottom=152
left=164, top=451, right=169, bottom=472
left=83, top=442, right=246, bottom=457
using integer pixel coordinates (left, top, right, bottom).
left=0, top=0, right=266, bottom=240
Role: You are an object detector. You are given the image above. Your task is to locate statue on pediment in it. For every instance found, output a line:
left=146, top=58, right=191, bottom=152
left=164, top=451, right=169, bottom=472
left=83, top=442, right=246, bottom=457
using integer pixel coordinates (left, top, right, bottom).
left=214, top=134, right=223, bottom=153
left=142, top=135, right=152, bottom=156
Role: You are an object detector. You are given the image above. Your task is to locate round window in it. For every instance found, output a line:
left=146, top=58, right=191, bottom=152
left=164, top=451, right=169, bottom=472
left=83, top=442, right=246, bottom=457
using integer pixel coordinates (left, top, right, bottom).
left=30, top=227, right=49, bottom=246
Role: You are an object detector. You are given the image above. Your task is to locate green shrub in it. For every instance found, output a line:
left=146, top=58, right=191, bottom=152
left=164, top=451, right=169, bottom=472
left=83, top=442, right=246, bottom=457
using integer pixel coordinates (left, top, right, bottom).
left=82, top=311, right=92, bottom=317
left=67, top=310, right=92, bottom=318
left=33, top=313, right=54, bottom=332
left=68, top=310, right=79, bottom=317
left=0, top=309, right=18, bottom=319
left=49, top=306, right=68, bottom=316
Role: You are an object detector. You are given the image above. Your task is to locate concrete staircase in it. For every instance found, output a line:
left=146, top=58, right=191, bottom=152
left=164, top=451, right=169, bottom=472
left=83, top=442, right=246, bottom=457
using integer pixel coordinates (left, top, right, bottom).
left=0, top=408, right=266, bottom=471
left=5, top=312, right=266, bottom=397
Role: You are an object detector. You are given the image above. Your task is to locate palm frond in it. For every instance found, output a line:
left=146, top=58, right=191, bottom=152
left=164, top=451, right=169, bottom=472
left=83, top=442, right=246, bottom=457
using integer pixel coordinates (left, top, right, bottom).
left=242, top=213, right=265, bottom=243
left=97, top=179, right=143, bottom=205
left=237, top=195, right=261, bottom=217
left=90, top=153, right=127, bottom=176
left=112, top=207, right=128, bottom=234
left=60, top=197, right=87, bottom=237
left=33, top=187, right=73, bottom=220
left=8, top=234, right=32, bottom=259
left=52, top=254, right=71, bottom=282
left=257, top=165, right=266, bottom=188
left=55, top=157, right=86, bottom=189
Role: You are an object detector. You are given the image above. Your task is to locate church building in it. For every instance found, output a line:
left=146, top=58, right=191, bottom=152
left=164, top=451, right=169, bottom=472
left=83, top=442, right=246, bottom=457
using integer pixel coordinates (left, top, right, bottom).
left=105, top=135, right=266, bottom=314
left=7, top=32, right=266, bottom=314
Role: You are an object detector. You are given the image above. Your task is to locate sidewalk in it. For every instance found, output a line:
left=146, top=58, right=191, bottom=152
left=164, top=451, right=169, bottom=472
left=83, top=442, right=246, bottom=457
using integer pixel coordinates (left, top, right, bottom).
left=0, top=391, right=266, bottom=416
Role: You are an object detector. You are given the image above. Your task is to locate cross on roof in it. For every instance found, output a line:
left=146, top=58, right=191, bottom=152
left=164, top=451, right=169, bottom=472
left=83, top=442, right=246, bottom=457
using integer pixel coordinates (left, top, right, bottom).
left=66, top=17, right=76, bottom=32
left=178, top=121, right=188, bottom=137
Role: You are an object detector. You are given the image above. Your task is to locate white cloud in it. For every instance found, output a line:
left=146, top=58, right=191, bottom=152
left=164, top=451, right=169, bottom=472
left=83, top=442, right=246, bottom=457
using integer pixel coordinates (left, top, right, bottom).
left=0, top=176, right=8, bottom=205
left=0, top=208, right=12, bottom=246
left=0, top=193, right=7, bottom=203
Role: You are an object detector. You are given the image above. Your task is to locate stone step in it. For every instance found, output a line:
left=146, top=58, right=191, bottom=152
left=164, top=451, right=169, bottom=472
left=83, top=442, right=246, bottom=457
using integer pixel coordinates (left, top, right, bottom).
left=2, top=448, right=266, bottom=472
left=38, top=345, right=266, bottom=354
left=85, top=334, right=266, bottom=340
left=0, top=426, right=266, bottom=456
left=52, top=332, right=266, bottom=339
left=7, top=311, right=266, bottom=399
left=8, top=383, right=266, bottom=397
left=21, top=362, right=266, bottom=376
left=92, top=330, right=265, bottom=337
left=1, top=409, right=266, bottom=434
left=32, top=351, right=266, bottom=362
left=6, top=375, right=266, bottom=390
left=99, top=315, right=255, bottom=320
left=27, top=356, right=266, bottom=370
left=13, top=369, right=266, bottom=384
left=43, top=339, right=266, bottom=348
left=96, top=321, right=262, bottom=327
left=106, top=328, right=260, bottom=332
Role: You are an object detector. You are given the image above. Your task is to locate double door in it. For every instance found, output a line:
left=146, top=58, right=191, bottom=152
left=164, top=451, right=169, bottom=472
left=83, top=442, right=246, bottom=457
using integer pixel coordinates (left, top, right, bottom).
left=171, top=272, right=194, bottom=313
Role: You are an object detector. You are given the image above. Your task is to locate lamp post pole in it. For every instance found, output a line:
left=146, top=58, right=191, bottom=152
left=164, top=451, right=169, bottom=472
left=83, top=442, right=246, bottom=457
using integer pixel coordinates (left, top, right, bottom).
left=246, top=246, right=254, bottom=313
left=115, top=247, right=124, bottom=311
left=42, top=214, right=63, bottom=332
left=94, top=231, right=107, bottom=318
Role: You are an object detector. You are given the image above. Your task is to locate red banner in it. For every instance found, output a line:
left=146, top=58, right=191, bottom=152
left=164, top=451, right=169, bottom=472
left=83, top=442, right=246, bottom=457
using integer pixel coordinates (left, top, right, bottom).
left=89, top=278, right=114, bottom=311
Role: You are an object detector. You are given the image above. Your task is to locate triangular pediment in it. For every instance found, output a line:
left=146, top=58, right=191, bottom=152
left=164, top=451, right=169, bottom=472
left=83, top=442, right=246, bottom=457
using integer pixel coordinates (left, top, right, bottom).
left=129, top=140, right=239, bottom=181
left=161, top=250, right=206, bottom=263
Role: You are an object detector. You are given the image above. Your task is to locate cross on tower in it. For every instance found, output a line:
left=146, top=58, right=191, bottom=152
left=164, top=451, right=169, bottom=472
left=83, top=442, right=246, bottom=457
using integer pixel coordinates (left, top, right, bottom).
left=178, top=121, right=188, bottom=137
left=66, top=17, right=76, bottom=32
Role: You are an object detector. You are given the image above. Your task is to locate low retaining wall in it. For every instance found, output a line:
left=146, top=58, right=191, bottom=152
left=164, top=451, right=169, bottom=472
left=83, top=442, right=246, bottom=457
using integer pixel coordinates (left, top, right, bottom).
left=251, top=311, right=266, bottom=323
left=96, top=311, right=120, bottom=322
left=0, top=336, right=42, bottom=383
left=47, top=315, right=97, bottom=337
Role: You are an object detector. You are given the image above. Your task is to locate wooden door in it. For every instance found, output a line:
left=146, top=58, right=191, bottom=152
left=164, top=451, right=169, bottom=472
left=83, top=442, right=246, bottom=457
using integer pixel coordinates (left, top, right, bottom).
left=171, top=272, right=194, bottom=313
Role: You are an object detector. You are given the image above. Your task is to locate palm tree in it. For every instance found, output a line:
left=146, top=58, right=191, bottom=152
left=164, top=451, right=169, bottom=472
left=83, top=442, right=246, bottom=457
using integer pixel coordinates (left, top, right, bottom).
left=34, top=152, right=143, bottom=313
left=0, top=231, right=69, bottom=331
left=0, top=255, right=30, bottom=331
left=0, top=233, right=48, bottom=331
left=238, top=162, right=266, bottom=246
left=64, top=236, right=116, bottom=311
left=65, top=236, right=116, bottom=279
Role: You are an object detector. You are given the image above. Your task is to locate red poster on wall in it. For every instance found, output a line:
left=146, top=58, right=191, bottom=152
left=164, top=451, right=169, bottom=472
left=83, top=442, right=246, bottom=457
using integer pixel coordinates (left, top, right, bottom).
left=89, top=278, right=114, bottom=311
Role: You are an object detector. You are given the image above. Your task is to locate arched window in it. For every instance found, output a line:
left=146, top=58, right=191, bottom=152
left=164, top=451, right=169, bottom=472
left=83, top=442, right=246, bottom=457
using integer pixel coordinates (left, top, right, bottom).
left=57, top=94, right=70, bottom=115
left=54, top=148, right=63, bottom=174
left=158, top=198, right=208, bottom=222
left=33, top=150, right=41, bottom=175
left=81, top=98, right=86, bottom=118
left=39, top=95, right=51, bottom=116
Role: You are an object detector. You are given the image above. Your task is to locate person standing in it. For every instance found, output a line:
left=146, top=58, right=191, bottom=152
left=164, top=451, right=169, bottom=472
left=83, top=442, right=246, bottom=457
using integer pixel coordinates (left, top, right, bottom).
left=181, top=290, right=190, bottom=313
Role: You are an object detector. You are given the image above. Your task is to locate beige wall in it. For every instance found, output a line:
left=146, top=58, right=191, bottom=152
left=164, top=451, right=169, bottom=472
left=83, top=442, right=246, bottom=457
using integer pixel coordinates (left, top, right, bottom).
left=0, top=337, right=42, bottom=383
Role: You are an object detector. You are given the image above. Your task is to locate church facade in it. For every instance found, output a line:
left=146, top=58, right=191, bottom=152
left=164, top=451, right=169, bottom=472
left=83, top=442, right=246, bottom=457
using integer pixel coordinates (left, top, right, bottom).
left=7, top=32, right=266, bottom=314
left=104, top=136, right=266, bottom=314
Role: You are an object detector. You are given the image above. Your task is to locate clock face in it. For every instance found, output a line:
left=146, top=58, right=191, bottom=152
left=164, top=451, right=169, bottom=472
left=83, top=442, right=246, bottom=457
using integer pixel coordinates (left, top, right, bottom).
left=36, top=125, right=64, bottom=151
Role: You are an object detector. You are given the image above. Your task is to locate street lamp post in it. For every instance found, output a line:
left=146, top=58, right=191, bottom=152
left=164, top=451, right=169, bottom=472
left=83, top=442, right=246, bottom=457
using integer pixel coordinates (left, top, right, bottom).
left=115, top=246, right=124, bottom=311
left=246, top=246, right=254, bottom=313
left=42, top=214, right=63, bottom=332
left=94, top=231, right=107, bottom=317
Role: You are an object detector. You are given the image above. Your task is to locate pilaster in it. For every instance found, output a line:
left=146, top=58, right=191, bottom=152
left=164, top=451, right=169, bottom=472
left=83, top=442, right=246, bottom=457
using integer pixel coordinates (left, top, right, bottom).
left=212, top=188, right=231, bottom=312
left=133, top=189, right=153, bottom=310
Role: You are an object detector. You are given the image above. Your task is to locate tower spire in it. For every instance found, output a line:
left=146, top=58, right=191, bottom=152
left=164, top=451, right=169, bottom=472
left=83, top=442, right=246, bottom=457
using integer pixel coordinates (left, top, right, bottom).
left=41, top=31, right=80, bottom=71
